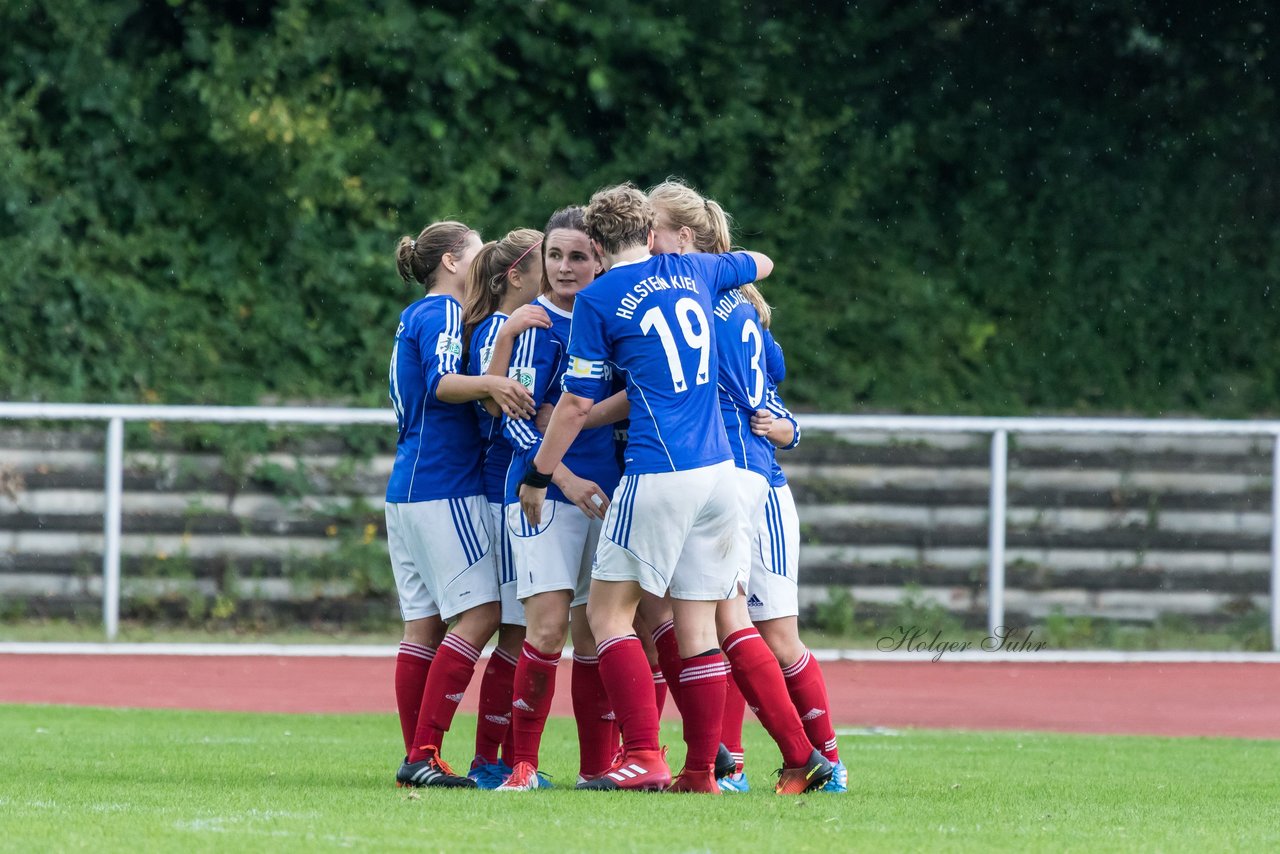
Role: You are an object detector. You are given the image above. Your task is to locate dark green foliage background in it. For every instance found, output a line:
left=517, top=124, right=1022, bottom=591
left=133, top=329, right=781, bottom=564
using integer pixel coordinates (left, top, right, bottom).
left=3, top=0, right=1276, bottom=413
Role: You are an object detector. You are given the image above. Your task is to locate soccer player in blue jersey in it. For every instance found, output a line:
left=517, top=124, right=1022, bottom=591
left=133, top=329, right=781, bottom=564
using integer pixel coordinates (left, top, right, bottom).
left=459, top=228, right=553, bottom=787
left=518, top=184, right=773, bottom=793
left=492, top=206, right=623, bottom=791
left=647, top=180, right=834, bottom=795
left=387, top=220, right=538, bottom=789
left=650, top=184, right=849, bottom=798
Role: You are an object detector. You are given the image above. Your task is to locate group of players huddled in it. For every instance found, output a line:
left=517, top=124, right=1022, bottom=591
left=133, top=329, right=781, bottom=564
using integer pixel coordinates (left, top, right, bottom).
left=385, top=181, right=845, bottom=794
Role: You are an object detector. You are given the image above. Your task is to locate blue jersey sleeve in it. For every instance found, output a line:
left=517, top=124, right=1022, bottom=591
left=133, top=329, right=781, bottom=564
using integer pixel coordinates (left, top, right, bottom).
left=763, top=329, right=786, bottom=385
left=421, top=298, right=465, bottom=400
left=563, top=293, right=611, bottom=400
left=502, top=327, right=560, bottom=453
left=689, top=251, right=758, bottom=295
left=764, top=387, right=800, bottom=451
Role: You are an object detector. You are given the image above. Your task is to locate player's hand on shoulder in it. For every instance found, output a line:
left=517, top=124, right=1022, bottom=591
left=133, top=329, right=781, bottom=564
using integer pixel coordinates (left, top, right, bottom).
left=557, top=472, right=610, bottom=520
left=506, top=304, right=551, bottom=335
left=750, top=408, right=774, bottom=437
left=490, top=376, right=537, bottom=419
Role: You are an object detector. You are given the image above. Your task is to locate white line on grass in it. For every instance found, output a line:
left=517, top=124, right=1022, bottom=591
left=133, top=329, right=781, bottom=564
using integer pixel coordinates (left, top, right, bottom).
left=2, top=642, right=1280, bottom=663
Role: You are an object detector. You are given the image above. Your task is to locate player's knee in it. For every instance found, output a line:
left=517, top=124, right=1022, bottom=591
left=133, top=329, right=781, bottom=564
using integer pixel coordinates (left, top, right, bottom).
left=453, top=601, right=501, bottom=647
left=759, top=624, right=805, bottom=668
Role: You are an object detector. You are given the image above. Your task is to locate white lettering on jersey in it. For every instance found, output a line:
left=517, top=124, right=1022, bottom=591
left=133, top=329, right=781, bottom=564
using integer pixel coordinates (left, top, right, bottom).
left=615, top=275, right=699, bottom=320
left=713, top=288, right=745, bottom=322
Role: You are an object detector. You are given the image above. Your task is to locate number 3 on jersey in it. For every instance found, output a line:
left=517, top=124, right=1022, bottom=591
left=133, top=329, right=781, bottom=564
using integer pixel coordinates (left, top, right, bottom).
left=640, top=297, right=711, bottom=394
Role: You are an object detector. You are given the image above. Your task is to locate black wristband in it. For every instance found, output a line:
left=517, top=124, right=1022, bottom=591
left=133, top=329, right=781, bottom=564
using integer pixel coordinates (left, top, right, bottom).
left=521, top=464, right=553, bottom=489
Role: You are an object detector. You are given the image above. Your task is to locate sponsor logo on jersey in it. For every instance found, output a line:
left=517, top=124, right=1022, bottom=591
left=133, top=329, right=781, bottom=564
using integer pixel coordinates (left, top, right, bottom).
left=479, top=344, right=495, bottom=372
left=566, top=356, right=606, bottom=379
left=509, top=366, right=536, bottom=391
left=435, top=333, right=462, bottom=358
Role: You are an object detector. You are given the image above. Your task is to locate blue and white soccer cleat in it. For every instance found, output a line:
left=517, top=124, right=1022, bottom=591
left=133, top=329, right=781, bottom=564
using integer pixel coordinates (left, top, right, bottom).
left=467, top=758, right=513, bottom=790
left=821, top=760, right=848, bottom=793
left=718, top=771, right=750, bottom=793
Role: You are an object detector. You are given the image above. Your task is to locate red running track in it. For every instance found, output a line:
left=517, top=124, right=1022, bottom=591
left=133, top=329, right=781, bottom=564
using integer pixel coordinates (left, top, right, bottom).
left=1, top=655, right=1277, bottom=739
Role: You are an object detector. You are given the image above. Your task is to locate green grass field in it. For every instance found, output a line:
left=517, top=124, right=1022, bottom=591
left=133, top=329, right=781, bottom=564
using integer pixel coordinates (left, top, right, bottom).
left=3, top=705, right=1277, bottom=853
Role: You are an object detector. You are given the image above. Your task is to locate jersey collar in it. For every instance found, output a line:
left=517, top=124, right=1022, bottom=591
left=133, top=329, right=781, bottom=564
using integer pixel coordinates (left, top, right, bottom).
left=536, top=295, right=573, bottom=319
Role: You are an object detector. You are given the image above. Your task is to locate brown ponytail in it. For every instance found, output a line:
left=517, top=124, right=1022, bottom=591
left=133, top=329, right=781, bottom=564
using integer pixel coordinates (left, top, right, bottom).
left=395, top=221, right=474, bottom=292
left=460, top=228, right=543, bottom=343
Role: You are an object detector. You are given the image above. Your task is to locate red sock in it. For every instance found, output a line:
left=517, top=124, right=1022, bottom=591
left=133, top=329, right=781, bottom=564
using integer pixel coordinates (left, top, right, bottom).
left=651, top=664, right=668, bottom=717
left=782, top=649, right=840, bottom=763
left=408, top=633, right=481, bottom=762
left=676, top=650, right=728, bottom=773
left=723, top=628, right=812, bottom=767
left=394, top=641, right=435, bottom=755
left=596, top=635, right=660, bottom=753
left=472, top=646, right=517, bottom=766
left=572, top=653, right=617, bottom=777
left=511, top=641, right=560, bottom=767
left=721, top=668, right=747, bottom=771
left=650, top=620, right=683, bottom=709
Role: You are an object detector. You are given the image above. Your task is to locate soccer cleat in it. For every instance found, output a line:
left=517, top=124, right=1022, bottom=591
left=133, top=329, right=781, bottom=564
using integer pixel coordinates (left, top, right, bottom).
left=774, top=749, right=834, bottom=795
left=494, top=761, right=544, bottom=792
left=714, top=743, right=736, bottom=780
left=576, top=748, right=671, bottom=791
left=821, top=760, right=848, bottom=793
left=396, top=747, right=477, bottom=789
left=718, top=770, right=750, bottom=793
left=467, top=757, right=513, bottom=790
left=667, top=768, right=720, bottom=794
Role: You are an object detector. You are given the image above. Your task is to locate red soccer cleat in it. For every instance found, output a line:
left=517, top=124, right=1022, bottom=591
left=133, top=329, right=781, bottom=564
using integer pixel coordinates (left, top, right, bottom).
left=576, top=748, right=671, bottom=791
left=667, top=768, right=720, bottom=794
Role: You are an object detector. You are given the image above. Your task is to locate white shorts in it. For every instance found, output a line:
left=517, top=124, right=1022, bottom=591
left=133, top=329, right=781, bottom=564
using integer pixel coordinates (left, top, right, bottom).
left=490, top=502, right=525, bottom=625
left=728, top=467, right=771, bottom=595
left=506, top=500, right=600, bottom=607
left=592, top=460, right=743, bottom=601
left=747, top=484, right=801, bottom=622
left=385, top=496, right=499, bottom=622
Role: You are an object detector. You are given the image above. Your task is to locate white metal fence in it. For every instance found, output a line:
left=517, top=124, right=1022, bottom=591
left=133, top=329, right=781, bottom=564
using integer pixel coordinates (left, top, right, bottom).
left=3, top=402, right=1279, bottom=650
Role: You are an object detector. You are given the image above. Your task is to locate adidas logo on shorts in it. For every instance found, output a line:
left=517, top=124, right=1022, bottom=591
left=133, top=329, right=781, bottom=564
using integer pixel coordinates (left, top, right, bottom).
left=445, top=692, right=465, bottom=703
left=513, top=698, right=535, bottom=712
left=747, top=594, right=764, bottom=608
left=801, top=708, right=826, bottom=722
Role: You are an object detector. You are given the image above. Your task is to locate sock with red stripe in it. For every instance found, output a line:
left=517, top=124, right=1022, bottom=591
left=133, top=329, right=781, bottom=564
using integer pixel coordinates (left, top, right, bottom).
left=596, top=635, right=660, bottom=753
left=722, top=627, right=813, bottom=768
left=651, top=664, right=669, bottom=717
left=650, top=620, right=684, bottom=709
left=571, top=653, right=617, bottom=777
left=676, top=649, right=728, bottom=772
left=472, top=646, right=517, bottom=766
left=511, top=641, right=561, bottom=767
left=408, top=633, right=481, bottom=763
left=782, top=648, right=840, bottom=763
left=721, top=668, right=747, bottom=771
left=394, top=641, right=435, bottom=756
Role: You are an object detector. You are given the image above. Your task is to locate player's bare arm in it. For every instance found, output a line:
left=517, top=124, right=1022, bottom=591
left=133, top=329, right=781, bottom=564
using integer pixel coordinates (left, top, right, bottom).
left=436, top=373, right=535, bottom=420
left=744, top=250, right=773, bottom=280
left=581, top=389, right=630, bottom=430
left=519, top=390, right=592, bottom=526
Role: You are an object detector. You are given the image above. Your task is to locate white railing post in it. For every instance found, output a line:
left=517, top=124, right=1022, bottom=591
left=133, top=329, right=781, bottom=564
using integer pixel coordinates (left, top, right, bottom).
left=1271, top=436, right=1280, bottom=653
left=103, top=417, right=124, bottom=641
left=988, top=429, right=1009, bottom=638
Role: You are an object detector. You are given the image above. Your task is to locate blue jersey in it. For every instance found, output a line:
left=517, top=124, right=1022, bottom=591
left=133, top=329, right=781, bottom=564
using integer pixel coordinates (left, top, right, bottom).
left=563, top=252, right=758, bottom=475
left=386, top=294, right=483, bottom=502
left=764, top=387, right=800, bottom=487
left=504, top=296, right=622, bottom=504
left=763, top=328, right=785, bottom=385
left=467, top=313, right=516, bottom=504
left=711, top=287, right=775, bottom=479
